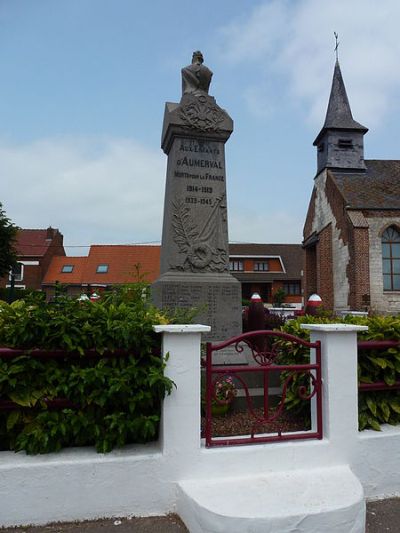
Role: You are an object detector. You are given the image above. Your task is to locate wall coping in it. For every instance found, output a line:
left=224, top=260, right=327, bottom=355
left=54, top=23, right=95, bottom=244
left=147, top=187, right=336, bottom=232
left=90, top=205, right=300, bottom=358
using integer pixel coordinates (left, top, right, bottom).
left=301, top=323, right=368, bottom=332
left=153, top=324, right=211, bottom=334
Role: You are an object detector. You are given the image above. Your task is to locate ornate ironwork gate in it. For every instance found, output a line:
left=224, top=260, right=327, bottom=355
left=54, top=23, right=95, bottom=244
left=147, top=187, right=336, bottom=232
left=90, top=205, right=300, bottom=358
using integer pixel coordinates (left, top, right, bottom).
left=204, top=330, right=322, bottom=447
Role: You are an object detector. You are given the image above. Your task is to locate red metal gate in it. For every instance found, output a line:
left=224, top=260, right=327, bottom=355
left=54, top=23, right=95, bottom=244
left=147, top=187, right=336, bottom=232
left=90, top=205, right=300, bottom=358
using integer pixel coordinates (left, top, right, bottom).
left=204, top=330, right=322, bottom=447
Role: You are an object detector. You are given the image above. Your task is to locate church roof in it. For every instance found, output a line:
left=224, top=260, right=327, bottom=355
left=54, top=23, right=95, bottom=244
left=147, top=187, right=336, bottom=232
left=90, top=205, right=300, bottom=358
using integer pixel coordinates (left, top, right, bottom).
left=331, top=160, right=400, bottom=209
left=314, top=60, right=367, bottom=145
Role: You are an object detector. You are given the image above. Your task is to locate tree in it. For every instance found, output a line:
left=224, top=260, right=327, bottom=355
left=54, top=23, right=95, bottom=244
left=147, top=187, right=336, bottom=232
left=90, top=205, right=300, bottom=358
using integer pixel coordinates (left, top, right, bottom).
left=0, top=203, right=18, bottom=278
left=273, top=287, right=286, bottom=307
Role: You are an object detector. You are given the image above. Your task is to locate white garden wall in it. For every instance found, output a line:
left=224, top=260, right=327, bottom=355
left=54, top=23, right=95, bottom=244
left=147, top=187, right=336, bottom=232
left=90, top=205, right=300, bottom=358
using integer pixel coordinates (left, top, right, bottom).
left=0, top=323, right=399, bottom=528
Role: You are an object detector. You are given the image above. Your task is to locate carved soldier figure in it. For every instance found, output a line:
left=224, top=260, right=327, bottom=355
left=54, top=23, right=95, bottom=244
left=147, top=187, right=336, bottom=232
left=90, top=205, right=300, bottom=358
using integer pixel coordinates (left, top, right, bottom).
left=181, top=51, right=213, bottom=97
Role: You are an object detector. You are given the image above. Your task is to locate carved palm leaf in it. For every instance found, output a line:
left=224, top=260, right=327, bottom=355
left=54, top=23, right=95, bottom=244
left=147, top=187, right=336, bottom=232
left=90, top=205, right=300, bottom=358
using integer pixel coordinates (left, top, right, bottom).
left=172, top=200, right=199, bottom=252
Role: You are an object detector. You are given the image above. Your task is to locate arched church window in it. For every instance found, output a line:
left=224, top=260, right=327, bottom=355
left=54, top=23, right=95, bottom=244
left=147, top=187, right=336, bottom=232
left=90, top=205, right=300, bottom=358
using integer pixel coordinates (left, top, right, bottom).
left=382, top=227, right=400, bottom=291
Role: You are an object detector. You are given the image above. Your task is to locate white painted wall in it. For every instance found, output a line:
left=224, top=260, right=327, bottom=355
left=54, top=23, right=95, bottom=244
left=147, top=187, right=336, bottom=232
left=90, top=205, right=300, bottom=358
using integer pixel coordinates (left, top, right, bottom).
left=1, top=323, right=400, bottom=527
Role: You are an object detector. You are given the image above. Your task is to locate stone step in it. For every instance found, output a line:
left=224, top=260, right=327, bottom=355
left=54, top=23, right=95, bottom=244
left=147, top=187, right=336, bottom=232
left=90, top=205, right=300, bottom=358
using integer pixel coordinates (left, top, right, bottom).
left=177, top=465, right=365, bottom=533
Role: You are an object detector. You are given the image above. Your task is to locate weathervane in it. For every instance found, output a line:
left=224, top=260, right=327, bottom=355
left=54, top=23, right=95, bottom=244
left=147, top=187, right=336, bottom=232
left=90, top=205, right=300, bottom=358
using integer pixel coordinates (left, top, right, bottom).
left=334, top=32, right=340, bottom=61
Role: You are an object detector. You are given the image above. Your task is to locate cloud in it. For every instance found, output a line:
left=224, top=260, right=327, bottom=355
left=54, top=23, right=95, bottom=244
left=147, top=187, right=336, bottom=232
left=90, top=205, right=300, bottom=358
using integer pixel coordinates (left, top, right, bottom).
left=219, top=0, right=400, bottom=128
left=229, top=210, right=303, bottom=244
left=0, top=136, right=304, bottom=252
left=0, top=137, right=166, bottom=254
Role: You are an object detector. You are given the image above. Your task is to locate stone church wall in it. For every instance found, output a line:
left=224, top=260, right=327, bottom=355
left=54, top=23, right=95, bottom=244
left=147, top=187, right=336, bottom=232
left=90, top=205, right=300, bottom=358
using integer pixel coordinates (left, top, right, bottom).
left=368, top=216, right=400, bottom=314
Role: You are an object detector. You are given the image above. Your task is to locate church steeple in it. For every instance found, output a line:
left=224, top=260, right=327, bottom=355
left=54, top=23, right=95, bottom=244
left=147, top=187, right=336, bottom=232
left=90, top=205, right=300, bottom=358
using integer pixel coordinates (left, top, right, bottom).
left=314, top=60, right=368, bottom=174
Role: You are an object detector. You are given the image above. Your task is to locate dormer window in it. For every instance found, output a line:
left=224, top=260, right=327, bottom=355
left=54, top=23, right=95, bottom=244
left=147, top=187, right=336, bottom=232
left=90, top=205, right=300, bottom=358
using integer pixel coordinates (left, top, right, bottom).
left=254, top=261, right=269, bottom=272
left=96, top=264, right=109, bottom=274
left=338, top=139, right=353, bottom=149
left=229, top=260, right=243, bottom=272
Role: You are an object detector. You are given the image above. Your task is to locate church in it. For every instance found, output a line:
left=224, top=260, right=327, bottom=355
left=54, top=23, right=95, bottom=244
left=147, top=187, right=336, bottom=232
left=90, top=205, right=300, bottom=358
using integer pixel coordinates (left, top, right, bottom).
left=303, top=60, right=400, bottom=314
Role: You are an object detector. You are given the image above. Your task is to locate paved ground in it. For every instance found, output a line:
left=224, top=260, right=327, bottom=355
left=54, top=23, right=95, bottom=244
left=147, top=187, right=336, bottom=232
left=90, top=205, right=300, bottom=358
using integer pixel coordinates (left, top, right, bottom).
left=2, top=499, right=400, bottom=532
left=366, top=498, right=400, bottom=532
left=0, top=515, right=188, bottom=533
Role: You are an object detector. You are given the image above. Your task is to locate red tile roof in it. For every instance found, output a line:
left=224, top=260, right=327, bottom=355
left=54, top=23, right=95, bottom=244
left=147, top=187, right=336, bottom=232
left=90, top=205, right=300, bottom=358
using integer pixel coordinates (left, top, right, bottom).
left=83, top=245, right=160, bottom=284
left=43, top=245, right=161, bottom=285
left=16, top=229, right=56, bottom=257
left=42, top=257, right=87, bottom=285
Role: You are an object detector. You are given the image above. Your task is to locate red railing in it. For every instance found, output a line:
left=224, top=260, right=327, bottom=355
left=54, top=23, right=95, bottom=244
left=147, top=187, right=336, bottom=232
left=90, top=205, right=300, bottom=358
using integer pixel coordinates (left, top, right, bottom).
left=0, top=347, right=132, bottom=412
left=358, top=340, right=400, bottom=392
left=204, top=330, right=323, bottom=447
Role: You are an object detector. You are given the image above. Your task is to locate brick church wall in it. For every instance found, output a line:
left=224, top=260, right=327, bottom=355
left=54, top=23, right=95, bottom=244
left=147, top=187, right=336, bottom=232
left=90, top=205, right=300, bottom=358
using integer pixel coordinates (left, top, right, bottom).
left=317, top=224, right=334, bottom=309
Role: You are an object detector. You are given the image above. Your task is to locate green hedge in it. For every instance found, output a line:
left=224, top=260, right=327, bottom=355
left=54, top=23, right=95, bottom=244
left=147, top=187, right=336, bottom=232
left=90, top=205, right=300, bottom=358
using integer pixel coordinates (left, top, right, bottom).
left=0, top=285, right=176, bottom=454
left=0, top=287, right=37, bottom=303
left=278, top=314, right=400, bottom=431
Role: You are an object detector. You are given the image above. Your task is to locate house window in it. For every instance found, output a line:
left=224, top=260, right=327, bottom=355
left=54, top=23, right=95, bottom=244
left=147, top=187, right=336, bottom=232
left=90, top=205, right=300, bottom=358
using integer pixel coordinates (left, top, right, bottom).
left=96, top=264, right=109, bottom=274
left=254, top=261, right=269, bottom=272
left=382, top=227, right=400, bottom=291
left=61, top=265, right=74, bottom=273
left=229, top=260, right=243, bottom=272
left=283, top=282, right=301, bottom=295
left=9, top=263, right=23, bottom=282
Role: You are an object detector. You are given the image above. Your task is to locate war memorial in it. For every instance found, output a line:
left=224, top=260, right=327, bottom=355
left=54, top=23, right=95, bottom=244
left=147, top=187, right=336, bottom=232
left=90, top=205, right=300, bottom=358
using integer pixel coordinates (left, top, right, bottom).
left=152, top=51, right=242, bottom=344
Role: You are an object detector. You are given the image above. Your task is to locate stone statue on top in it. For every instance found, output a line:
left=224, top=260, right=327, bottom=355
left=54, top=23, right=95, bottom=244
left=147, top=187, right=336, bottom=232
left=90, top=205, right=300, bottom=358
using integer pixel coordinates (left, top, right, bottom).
left=181, top=51, right=213, bottom=97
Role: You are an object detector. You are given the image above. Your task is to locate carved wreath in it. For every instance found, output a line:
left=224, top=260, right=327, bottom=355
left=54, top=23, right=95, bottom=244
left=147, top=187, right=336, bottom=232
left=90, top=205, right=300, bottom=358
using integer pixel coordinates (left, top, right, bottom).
left=179, top=95, right=225, bottom=132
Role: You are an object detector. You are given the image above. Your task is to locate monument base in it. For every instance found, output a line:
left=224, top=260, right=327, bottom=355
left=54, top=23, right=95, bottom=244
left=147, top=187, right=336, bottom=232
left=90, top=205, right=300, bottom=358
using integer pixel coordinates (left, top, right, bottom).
left=152, top=271, right=244, bottom=364
left=152, top=271, right=241, bottom=342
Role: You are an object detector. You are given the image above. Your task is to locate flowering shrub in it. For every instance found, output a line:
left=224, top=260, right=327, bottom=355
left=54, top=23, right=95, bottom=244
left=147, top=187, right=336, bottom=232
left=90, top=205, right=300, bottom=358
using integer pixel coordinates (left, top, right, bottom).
left=213, top=376, right=237, bottom=405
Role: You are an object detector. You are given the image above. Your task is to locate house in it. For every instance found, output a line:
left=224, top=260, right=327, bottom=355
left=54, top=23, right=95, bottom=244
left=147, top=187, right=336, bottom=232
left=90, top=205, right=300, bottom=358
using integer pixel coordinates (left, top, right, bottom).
left=303, top=60, right=400, bottom=314
left=42, top=244, right=161, bottom=298
left=0, top=227, right=65, bottom=291
left=43, top=243, right=303, bottom=306
left=228, top=243, right=303, bottom=307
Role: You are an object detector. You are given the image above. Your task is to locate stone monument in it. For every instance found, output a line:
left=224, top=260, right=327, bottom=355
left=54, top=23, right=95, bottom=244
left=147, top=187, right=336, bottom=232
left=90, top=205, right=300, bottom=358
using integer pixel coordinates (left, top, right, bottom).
left=152, top=51, right=242, bottom=350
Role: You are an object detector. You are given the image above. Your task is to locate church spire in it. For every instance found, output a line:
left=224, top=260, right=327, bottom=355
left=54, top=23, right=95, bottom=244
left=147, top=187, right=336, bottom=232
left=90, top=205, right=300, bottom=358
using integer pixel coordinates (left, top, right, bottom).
left=321, top=60, right=367, bottom=133
left=314, top=60, right=368, bottom=174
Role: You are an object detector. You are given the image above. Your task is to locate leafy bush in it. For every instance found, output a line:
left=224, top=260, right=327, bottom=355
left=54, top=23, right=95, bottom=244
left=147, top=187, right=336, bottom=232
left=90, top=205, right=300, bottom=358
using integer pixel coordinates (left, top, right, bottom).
left=0, top=287, right=176, bottom=454
left=0, top=287, right=37, bottom=303
left=273, top=288, right=286, bottom=307
left=278, top=314, right=400, bottom=431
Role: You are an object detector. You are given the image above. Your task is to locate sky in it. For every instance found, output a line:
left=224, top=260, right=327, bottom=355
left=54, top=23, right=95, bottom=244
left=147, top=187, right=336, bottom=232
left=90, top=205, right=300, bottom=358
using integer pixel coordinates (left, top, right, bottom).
left=1, top=0, right=400, bottom=256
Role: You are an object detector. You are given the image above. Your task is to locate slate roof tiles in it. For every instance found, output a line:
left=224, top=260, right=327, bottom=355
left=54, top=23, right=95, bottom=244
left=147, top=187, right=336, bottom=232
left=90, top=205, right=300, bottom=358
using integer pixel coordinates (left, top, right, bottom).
left=332, top=160, right=400, bottom=209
